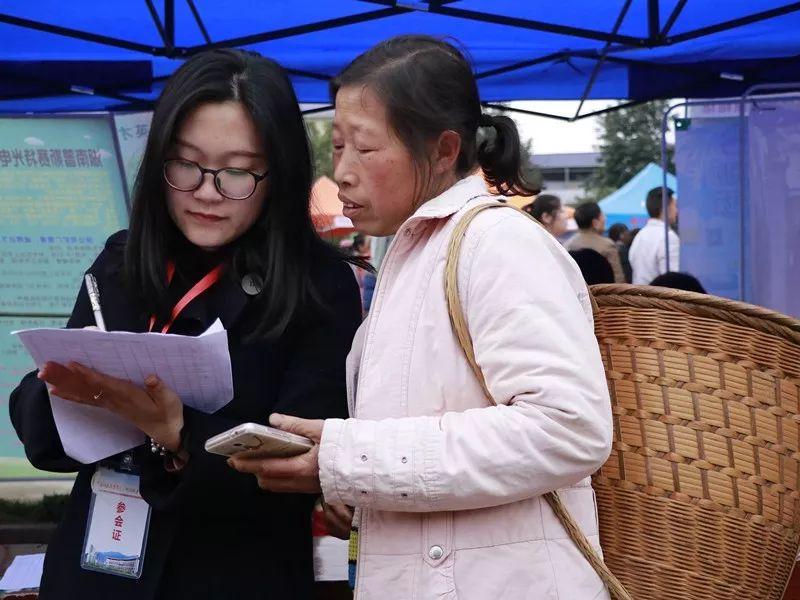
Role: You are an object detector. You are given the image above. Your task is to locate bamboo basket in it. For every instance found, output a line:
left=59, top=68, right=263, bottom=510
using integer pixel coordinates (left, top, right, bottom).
left=590, top=284, right=800, bottom=599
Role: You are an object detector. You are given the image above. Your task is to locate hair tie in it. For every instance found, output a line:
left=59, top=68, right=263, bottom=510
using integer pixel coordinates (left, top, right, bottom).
left=478, top=113, right=495, bottom=128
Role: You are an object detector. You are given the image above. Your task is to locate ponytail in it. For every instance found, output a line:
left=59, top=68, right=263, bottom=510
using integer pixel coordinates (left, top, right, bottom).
left=477, top=113, right=537, bottom=197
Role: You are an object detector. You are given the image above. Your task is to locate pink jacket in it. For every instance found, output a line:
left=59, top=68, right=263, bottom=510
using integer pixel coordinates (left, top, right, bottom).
left=319, top=176, right=613, bottom=599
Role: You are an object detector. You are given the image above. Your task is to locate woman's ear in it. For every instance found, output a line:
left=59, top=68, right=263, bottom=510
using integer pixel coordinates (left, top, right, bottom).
left=432, top=130, right=461, bottom=175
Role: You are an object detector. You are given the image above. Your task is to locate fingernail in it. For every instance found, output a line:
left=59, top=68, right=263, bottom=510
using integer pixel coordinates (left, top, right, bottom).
left=145, top=375, right=158, bottom=387
left=269, top=414, right=284, bottom=427
left=227, top=458, right=235, bottom=468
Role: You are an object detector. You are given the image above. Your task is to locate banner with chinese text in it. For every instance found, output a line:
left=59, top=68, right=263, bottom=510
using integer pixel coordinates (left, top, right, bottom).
left=0, top=114, right=129, bottom=476
left=113, top=112, right=152, bottom=194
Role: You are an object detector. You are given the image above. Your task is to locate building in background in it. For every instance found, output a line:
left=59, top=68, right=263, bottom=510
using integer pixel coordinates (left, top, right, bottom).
left=534, top=152, right=600, bottom=205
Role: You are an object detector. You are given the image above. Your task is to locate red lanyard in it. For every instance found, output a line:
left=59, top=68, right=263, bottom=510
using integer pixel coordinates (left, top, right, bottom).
left=148, top=261, right=225, bottom=333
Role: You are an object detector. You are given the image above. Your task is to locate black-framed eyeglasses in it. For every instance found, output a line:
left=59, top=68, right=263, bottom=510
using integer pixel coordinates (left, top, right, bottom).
left=163, top=158, right=269, bottom=200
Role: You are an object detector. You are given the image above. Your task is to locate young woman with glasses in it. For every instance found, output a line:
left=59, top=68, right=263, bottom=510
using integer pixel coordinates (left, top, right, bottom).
left=10, top=49, right=362, bottom=599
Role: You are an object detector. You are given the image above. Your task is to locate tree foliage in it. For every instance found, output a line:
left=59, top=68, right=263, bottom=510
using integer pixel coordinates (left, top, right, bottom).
left=306, top=118, right=333, bottom=180
left=584, top=100, right=674, bottom=200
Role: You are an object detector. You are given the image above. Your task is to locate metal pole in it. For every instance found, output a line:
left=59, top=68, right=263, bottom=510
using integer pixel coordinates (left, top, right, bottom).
left=738, top=89, right=747, bottom=302
left=660, top=106, right=672, bottom=273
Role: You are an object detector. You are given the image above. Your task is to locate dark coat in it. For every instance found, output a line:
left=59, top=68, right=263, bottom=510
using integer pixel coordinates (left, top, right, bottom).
left=9, top=231, right=362, bottom=600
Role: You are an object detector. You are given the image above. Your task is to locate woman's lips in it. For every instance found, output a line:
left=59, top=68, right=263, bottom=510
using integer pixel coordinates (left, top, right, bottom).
left=340, top=195, right=363, bottom=219
left=342, top=204, right=363, bottom=219
left=187, top=210, right=226, bottom=223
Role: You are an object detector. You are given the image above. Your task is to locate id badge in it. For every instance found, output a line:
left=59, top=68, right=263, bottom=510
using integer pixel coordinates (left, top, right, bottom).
left=80, top=465, right=151, bottom=579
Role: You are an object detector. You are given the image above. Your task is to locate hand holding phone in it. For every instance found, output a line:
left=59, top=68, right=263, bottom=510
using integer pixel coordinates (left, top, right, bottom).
left=205, top=422, right=313, bottom=458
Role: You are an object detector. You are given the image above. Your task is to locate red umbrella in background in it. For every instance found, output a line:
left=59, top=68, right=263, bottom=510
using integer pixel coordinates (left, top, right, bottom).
left=310, top=176, right=355, bottom=239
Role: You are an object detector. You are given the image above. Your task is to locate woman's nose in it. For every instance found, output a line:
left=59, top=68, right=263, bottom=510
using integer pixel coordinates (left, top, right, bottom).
left=193, top=173, right=224, bottom=202
left=333, top=151, right=357, bottom=189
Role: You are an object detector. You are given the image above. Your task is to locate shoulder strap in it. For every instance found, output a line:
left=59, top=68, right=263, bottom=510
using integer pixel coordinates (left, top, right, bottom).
left=443, top=201, right=632, bottom=600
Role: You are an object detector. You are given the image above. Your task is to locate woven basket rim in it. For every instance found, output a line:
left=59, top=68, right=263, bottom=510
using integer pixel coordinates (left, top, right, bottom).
left=590, top=284, right=800, bottom=343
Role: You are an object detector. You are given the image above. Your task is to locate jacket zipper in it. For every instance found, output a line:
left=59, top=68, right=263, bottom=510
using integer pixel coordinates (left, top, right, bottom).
left=351, top=227, right=409, bottom=599
left=352, top=227, right=406, bottom=419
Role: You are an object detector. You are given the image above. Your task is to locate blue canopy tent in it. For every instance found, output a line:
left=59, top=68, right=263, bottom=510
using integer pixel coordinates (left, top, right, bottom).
left=2, top=1, right=800, bottom=114
left=599, top=162, right=677, bottom=229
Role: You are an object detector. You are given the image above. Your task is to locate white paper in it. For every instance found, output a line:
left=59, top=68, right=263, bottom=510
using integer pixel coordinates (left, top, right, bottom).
left=312, top=536, right=349, bottom=582
left=13, top=319, right=233, bottom=464
left=0, top=553, right=45, bottom=592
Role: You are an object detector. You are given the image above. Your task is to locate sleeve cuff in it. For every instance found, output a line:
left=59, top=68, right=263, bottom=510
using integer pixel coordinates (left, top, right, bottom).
left=319, top=418, right=346, bottom=505
left=318, top=415, right=444, bottom=510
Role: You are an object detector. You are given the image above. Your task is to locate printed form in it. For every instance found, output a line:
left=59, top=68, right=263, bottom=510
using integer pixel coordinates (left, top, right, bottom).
left=14, top=319, right=233, bottom=463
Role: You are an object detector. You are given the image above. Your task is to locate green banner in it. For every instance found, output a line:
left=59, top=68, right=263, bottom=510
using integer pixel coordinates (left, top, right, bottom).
left=0, top=114, right=129, bottom=478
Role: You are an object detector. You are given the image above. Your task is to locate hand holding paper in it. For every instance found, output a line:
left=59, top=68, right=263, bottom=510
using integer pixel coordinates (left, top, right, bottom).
left=14, top=318, right=233, bottom=463
left=38, top=362, right=184, bottom=451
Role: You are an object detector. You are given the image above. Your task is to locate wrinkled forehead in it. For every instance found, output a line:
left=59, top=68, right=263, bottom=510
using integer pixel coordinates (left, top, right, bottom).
left=333, top=85, right=391, bottom=135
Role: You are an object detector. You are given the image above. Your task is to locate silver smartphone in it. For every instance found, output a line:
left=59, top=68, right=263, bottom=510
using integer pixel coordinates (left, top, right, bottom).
left=204, top=422, right=313, bottom=458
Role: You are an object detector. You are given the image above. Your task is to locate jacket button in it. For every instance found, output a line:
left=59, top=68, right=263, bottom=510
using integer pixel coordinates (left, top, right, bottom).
left=428, top=545, right=444, bottom=560
left=241, top=273, right=263, bottom=296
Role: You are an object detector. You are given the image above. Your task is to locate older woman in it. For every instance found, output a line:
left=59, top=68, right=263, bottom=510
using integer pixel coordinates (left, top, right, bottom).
left=231, top=36, right=612, bottom=600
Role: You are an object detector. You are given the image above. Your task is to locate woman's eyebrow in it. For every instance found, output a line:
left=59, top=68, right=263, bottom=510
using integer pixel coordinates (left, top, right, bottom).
left=173, top=138, right=262, bottom=159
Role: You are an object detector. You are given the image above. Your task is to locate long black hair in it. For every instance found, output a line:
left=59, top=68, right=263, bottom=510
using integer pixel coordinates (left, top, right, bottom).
left=125, top=49, right=353, bottom=339
left=330, top=35, right=536, bottom=197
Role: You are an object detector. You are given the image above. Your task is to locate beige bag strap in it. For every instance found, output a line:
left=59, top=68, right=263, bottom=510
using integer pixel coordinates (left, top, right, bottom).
left=444, top=202, right=633, bottom=600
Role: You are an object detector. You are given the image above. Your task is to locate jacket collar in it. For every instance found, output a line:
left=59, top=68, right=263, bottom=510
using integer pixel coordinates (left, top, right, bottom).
left=171, top=269, right=251, bottom=334
left=408, top=175, right=492, bottom=222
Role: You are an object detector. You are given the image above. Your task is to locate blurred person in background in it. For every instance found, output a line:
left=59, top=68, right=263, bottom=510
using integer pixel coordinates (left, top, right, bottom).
left=608, top=223, right=632, bottom=283
left=524, top=193, right=568, bottom=239
left=565, top=202, right=625, bottom=283
left=650, top=271, right=706, bottom=294
left=629, top=186, right=679, bottom=284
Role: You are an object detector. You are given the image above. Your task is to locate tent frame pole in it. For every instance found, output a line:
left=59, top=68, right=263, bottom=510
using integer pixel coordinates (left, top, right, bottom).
left=144, top=0, right=168, bottom=48
left=0, top=12, right=159, bottom=54
left=3, top=3, right=800, bottom=113
left=186, top=0, right=212, bottom=45
left=481, top=98, right=650, bottom=123
left=475, top=52, right=569, bottom=80
left=367, top=1, right=647, bottom=46
left=647, top=0, right=660, bottom=42
left=482, top=103, right=571, bottom=122
left=574, top=0, right=634, bottom=119
left=181, top=6, right=411, bottom=55
left=164, top=0, right=175, bottom=52
left=667, top=2, right=800, bottom=44
left=660, top=0, right=687, bottom=38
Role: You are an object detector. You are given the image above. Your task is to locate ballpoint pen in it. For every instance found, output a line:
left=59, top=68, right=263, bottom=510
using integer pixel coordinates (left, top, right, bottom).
left=84, top=273, right=107, bottom=331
